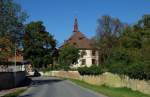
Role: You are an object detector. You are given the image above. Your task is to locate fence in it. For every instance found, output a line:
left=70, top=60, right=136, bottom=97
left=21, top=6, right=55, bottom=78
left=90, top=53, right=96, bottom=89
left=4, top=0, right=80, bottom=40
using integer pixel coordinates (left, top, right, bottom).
left=0, top=65, right=25, bottom=72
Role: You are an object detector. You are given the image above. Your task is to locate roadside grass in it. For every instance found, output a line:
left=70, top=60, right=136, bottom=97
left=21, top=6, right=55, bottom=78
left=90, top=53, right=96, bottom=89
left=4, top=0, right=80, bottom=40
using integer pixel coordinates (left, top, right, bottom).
left=69, top=79, right=150, bottom=97
left=2, top=88, right=27, bottom=97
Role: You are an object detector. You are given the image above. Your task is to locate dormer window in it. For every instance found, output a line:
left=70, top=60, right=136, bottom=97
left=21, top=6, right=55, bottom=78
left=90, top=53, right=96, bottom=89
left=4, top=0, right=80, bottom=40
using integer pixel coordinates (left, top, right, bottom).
left=79, top=37, right=84, bottom=40
left=73, top=42, right=77, bottom=45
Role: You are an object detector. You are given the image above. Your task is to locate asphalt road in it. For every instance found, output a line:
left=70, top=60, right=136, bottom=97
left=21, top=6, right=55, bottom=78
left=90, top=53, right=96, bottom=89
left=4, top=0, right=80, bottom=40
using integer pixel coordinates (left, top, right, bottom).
left=19, top=77, right=107, bottom=97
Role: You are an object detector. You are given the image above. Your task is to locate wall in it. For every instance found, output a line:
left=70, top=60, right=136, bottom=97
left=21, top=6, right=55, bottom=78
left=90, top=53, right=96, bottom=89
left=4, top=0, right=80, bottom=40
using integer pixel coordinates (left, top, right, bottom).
left=42, top=71, right=80, bottom=80
left=81, top=72, right=150, bottom=95
left=42, top=71, right=150, bottom=95
left=0, top=71, right=26, bottom=90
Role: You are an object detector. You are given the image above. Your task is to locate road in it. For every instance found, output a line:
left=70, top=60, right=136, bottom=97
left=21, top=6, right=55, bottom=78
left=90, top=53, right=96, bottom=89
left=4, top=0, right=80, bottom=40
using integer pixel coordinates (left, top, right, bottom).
left=19, top=77, right=107, bottom=97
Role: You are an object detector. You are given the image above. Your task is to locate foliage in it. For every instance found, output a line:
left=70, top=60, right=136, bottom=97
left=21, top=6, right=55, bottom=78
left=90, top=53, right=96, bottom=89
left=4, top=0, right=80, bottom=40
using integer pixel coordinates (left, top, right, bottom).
left=95, top=15, right=125, bottom=64
left=104, top=15, right=150, bottom=80
left=0, top=36, right=13, bottom=60
left=2, top=88, right=27, bottom=97
left=78, top=65, right=103, bottom=75
left=58, top=45, right=80, bottom=70
left=0, top=0, right=27, bottom=61
left=23, top=21, right=56, bottom=68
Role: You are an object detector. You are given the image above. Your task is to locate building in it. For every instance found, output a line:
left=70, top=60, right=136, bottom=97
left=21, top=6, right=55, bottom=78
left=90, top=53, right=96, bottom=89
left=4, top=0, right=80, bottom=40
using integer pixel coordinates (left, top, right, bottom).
left=61, top=17, right=99, bottom=68
left=0, top=49, right=32, bottom=72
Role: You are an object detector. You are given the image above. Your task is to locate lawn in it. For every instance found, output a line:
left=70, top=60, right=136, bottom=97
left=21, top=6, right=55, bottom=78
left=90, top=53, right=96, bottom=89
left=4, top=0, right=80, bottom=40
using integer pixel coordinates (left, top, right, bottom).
left=2, top=88, right=27, bottom=97
left=69, top=79, right=150, bottom=97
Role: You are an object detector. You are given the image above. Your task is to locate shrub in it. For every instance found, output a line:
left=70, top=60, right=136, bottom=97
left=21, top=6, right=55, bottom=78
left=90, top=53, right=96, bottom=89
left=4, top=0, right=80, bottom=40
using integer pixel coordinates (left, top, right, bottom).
left=78, top=65, right=103, bottom=75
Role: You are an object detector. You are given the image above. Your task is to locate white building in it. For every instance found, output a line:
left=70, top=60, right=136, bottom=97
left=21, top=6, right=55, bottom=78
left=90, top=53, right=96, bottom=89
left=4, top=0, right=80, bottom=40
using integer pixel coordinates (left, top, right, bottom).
left=61, top=17, right=99, bottom=68
left=0, top=50, right=32, bottom=72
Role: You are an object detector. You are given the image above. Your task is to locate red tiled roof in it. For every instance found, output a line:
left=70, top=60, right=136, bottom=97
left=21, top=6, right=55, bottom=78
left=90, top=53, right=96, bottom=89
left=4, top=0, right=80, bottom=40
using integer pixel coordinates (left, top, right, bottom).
left=61, top=17, right=96, bottom=49
left=62, top=31, right=95, bottom=49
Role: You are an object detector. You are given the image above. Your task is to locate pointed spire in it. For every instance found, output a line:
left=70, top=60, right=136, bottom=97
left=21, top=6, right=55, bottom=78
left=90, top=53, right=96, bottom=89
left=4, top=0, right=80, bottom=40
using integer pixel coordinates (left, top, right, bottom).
left=73, top=16, right=79, bottom=32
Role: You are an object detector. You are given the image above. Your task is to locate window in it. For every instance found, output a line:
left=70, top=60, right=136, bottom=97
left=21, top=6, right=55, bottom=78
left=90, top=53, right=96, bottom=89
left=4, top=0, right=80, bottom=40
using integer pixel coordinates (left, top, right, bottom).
left=81, top=50, right=87, bottom=57
left=92, top=59, right=96, bottom=65
left=92, top=50, right=96, bottom=56
left=79, top=37, right=84, bottom=40
left=73, top=42, right=77, bottom=45
left=81, top=59, right=86, bottom=65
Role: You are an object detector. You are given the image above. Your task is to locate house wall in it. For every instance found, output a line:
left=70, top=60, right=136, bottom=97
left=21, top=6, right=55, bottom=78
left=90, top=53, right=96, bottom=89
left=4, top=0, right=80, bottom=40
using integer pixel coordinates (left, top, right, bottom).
left=0, top=65, right=25, bottom=72
left=72, top=49, right=99, bottom=68
left=8, top=55, right=23, bottom=62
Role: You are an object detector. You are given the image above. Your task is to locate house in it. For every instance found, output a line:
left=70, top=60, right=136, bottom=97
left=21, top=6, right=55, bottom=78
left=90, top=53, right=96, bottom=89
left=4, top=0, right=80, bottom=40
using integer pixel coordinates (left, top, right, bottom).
left=0, top=49, right=32, bottom=72
left=61, top=17, right=99, bottom=68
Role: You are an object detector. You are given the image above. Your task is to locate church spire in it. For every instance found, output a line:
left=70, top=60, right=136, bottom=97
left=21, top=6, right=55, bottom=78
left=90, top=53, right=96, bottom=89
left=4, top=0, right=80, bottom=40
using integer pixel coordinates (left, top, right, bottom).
left=73, top=17, right=79, bottom=32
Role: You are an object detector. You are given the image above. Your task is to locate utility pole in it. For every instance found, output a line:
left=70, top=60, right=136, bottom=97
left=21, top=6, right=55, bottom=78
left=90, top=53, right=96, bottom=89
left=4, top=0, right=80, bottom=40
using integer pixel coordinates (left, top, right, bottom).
left=9, top=5, right=17, bottom=87
left=14, top=41, right=16, bottom=87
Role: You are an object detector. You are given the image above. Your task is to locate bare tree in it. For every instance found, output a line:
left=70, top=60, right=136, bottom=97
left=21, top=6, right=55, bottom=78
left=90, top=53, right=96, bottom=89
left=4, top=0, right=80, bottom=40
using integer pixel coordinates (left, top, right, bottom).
left=95, top=15, right=125, bottom=65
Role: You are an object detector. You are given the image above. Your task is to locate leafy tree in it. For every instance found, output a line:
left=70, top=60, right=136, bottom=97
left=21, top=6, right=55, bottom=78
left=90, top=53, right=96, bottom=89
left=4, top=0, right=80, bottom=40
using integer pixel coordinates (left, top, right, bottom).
left=0, top=36, right=13, bottom=61
left=58, top=45, right=80, bottom=70
left=105, top=15, right=150, bottom=80
left=0, top=0, right=27, bottom=61
left=23, top=21, right=56, bottom=68
left=0, top=0, right=27, bottom=39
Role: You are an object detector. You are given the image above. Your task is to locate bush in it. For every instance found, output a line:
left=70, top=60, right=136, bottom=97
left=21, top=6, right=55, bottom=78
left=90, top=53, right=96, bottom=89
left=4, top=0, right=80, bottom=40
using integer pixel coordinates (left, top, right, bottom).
left=78, top=65, right=103, bottom=75
left=127, top=64, right=150, bottom=80
left=58, top=45, right=80, bottom=70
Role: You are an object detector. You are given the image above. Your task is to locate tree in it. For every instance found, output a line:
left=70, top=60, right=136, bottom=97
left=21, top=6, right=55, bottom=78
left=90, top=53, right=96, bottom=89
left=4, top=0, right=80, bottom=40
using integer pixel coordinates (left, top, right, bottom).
left=95, top=15, right=125, bottom=64
left=105, top=15, right=150, bottom=80
left=0, top=36, right=13, bottom=61
left=0, top=0, right=27, bottom=61
left=58, top=45, right=80, bottom=70
left=23, top=21, right=56, bottom=68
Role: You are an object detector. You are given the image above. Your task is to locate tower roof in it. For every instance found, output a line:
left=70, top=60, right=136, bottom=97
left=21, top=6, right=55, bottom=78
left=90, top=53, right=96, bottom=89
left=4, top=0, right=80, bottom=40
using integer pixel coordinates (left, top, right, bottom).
left=61, top=18, right=95, bottom=49
left=73, top=17, right=79, bottom=32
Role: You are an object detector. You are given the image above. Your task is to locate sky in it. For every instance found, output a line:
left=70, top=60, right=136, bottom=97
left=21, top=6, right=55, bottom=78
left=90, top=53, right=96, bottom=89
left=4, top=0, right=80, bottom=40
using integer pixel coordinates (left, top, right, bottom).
left=15, top=0, right=150, bottom=46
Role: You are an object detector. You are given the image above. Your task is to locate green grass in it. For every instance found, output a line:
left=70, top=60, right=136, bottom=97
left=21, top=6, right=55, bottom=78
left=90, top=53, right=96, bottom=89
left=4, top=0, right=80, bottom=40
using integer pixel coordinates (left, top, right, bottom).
left=69, top=79, right=150, bottom=97
left=2, top=88, right=27, bottom=97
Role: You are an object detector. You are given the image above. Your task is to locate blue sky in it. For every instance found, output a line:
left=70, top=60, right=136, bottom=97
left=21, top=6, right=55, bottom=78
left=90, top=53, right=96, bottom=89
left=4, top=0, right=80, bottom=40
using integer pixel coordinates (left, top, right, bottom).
left=15, top=0, right=150, bottom=45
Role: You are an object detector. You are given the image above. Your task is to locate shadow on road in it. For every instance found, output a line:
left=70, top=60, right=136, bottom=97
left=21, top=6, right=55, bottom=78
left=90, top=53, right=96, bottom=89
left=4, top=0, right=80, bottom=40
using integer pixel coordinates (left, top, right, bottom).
left=19, top=94, right=33, bottom=97
left=31, top=77, right=65, bottom=86
left=19, top=77, right=65, bottom=97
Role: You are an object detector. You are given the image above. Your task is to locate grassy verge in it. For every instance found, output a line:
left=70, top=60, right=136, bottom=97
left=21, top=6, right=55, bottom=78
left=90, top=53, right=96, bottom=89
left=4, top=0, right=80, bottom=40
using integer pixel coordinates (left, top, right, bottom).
left=2, top=88, right=27, bottom=97
left=69, top=79, right=150, bottom=97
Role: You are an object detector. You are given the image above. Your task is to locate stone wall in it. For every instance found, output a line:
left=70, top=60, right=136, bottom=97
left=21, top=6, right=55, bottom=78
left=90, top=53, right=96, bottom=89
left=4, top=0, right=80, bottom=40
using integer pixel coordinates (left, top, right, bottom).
left=0, top=71, right=26, bottom=90
left=42, top=71, right=80, bottom=79
left=81, top=72, right=150, bottom=95
left=42, top=71, right=150, bottom=95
